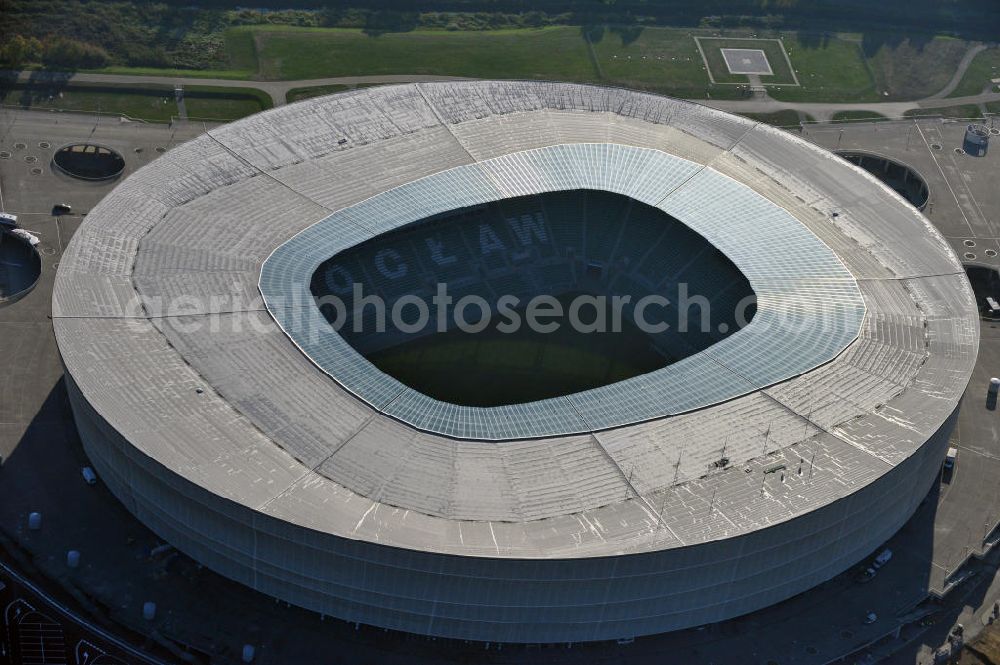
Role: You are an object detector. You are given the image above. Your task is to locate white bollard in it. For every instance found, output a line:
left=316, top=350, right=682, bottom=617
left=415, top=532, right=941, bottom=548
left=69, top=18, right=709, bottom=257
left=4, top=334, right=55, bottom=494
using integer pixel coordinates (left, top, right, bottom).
left=142, top=601, right=157, bottom=621
left=28, top=512, right=42, bottom=530
left=66, top=550, right=80, bottom=569
left=242, top=644, right=255, bottom=663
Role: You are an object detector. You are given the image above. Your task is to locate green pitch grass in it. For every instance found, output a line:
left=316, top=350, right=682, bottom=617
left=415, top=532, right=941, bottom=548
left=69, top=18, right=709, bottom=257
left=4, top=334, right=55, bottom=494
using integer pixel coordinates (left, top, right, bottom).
left=366, top=293, right=669, bottom=407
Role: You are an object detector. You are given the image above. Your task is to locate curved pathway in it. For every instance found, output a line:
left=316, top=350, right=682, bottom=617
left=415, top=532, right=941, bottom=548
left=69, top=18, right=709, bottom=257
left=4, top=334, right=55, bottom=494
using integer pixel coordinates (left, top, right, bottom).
left=707, top=42, right=998, bottom=121
left=704, top=90, right=1000, bottom=122
left=6, top=59, right=999, bottom=120
left=8, top=70, right=470, bottom=107
left=929, top=43, right=991, bottom=99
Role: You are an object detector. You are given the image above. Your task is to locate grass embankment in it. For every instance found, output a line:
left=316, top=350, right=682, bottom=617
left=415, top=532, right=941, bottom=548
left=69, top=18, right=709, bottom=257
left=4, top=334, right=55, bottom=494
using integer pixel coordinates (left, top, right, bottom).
left=0, top=81, right=271, bottom=122
left=830, top=110, right=891, bottom=122
left=184, top=85, right=271, bottom=120
left=768, top=34, right=969, bottom=103
left=865, top=35, right=969, bottom=99
left=90, top=66, right=253, bottom=80
left=5, top=21, right=984, bottom=108
left=947, top=47, right=1000, bottom=98
left=1, top=1, right=988, bottom=104
left=904, top=104, right=983, bottom=119
left=285, top=83, right=392, bottom=103
left=739, top=110, right=815, bottom=127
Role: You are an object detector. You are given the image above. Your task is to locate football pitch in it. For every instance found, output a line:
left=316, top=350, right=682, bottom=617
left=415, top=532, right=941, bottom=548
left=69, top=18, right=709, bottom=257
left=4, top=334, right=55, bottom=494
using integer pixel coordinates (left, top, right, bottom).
left=366, top=295, right=669, bottom=407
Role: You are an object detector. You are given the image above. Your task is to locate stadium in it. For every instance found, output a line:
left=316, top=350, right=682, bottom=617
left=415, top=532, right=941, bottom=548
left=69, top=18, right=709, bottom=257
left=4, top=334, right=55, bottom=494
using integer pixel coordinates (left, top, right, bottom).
left=53, top=81, right=977, bottom=643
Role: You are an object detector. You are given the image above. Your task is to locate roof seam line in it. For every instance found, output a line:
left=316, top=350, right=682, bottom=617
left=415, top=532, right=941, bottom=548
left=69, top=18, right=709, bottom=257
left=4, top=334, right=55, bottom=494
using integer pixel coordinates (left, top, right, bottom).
left=569, top=383, right=685, bottom=545
left=589, top=430, right=686, bottom=546
left=256, top=410, right=383, bottom=514
left=203, top=130, right=337, bottom=215
left=145, top=310, right=269, bottom=319
left=699, top=344, right=895, bottom=466
left=651, top=119, right=758, bottom=208
left=855, top=270, right=965, bottom=282
left=51, top=314, right=149, bottom=320
left=759, top=390, right=895, bottom=467
left=414, top=83, right=479, bottom=163
left=375, top=386, right=409, bottom=416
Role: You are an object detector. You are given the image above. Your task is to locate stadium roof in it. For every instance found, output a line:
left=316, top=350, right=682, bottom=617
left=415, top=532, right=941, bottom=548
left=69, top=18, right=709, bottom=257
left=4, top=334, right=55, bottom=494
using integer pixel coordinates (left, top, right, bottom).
left=53, top=81, right=977, bottom=558
left=262, top=142, right=866, bottom=439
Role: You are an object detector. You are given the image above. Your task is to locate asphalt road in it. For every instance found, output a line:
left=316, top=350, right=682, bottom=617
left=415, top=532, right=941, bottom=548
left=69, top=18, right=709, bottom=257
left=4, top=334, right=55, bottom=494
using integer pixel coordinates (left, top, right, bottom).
left=1, top=557, right=175, bottom=665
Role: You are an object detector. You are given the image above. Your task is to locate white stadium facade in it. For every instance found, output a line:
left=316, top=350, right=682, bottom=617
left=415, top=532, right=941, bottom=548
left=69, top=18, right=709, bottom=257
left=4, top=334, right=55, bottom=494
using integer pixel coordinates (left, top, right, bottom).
left=53, top=81, right=978, bottom=643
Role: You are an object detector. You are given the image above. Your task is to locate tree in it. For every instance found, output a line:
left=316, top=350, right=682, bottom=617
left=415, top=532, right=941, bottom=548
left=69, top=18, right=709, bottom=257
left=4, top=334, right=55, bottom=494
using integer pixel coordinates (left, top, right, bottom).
left=0, top=34, right=43, bottom=66
left=42, top=37, right=110, bottom=69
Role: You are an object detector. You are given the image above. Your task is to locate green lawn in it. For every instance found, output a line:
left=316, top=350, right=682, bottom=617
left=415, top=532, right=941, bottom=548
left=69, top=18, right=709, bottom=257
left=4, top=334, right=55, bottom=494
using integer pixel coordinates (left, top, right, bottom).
left=830, top=110, right=891, bottom=122
left=89, top=65, right=254, bottom=79
left=903, top=104, right=983, bottom=119
left=0, top=83, right=178, bottom=121
left=183, top=84, right=272, bottom=120
left=286, top=84, right=351, bottom=103
left=224, top=25, right=260, bottom=74
left=286, top=83, right=386, bottom=103
left=247, top=26, right=599, bottom=82
left=238, top=25, right=752, bottom=100
left=0, top=82, right=270, bottom=123
left=55, top=25, right=980, bottom=108
left=588, top=28, right=749, bottom=98
left=948, top=47, right=1000, bottom=98
left=769, top=34, right=972, bottom=103
left=739, top=110, right=815, bottom=127
left=768, top=34, right=877, bottom=103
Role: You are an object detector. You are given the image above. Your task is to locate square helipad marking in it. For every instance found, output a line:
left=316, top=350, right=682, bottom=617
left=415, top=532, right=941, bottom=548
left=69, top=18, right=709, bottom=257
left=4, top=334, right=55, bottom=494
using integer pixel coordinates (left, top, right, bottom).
left=721, top=48, right=773, bottom=75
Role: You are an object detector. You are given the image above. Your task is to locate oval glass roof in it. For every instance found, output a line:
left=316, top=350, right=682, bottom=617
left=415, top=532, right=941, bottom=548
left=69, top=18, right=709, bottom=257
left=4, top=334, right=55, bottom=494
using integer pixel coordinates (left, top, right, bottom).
left=260, top=143, right=865, bottom=440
